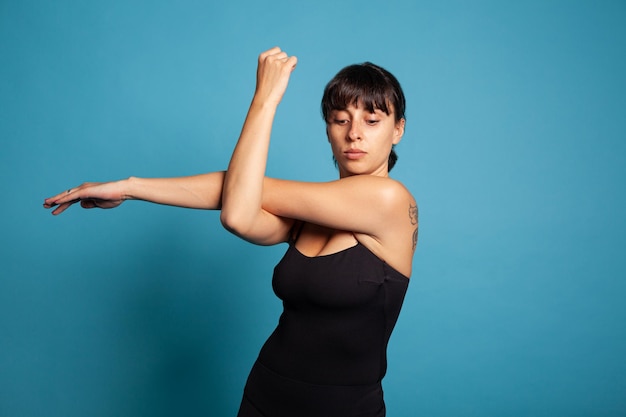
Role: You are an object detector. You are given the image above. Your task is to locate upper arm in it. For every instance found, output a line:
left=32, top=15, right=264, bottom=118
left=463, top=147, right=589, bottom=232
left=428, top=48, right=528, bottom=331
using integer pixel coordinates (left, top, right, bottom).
left=222, top=175, right=414, bottom=247
left=221, top=209, right=295, bottom=246
left=261, top=175, right=414, bottom=240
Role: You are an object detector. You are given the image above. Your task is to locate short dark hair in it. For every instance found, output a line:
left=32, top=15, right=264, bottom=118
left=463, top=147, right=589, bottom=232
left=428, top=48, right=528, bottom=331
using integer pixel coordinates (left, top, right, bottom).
left=321, top=62, right=406, bottom=171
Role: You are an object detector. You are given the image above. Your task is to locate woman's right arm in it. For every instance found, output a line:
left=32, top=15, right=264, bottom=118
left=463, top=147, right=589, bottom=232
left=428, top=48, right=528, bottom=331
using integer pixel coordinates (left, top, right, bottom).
left=43, top=171, right=226, bottom=215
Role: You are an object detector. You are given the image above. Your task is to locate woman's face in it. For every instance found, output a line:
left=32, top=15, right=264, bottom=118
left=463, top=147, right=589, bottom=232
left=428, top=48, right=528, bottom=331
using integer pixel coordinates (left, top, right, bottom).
left=326, top=102, right=405, bottom=178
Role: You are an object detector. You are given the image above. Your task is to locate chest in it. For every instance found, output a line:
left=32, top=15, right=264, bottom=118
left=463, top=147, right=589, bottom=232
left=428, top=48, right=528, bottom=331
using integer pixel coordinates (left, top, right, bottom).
left=272, top=244, right=389, bottom=309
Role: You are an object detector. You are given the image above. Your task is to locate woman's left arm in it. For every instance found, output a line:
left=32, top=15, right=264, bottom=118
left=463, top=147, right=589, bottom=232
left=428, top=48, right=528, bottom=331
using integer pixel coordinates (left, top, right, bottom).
left=261, top=175, right=417, bottom=276
left=262, top=175, right=415, bottom=240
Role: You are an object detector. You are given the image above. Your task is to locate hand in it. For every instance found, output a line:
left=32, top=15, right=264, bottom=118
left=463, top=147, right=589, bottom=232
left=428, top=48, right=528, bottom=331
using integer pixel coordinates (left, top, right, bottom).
left=253, top=47, right=298, bottom=106
left=43, top=180, right=127, bottom=215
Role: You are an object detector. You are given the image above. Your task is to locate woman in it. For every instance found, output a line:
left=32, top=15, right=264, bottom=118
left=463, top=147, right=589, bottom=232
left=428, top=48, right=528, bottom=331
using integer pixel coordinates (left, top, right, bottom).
left=44, top=47, right=417, bottom=416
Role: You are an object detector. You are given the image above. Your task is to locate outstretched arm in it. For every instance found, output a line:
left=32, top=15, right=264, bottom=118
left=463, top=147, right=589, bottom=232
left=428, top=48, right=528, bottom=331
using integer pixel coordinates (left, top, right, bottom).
left=44, top=47, right=297, bottom=219
left=43, top=171, right=226, bottom=215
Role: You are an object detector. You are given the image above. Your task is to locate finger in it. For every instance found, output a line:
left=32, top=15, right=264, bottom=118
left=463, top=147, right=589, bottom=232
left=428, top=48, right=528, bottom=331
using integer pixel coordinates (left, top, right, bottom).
left=44, top=191, right=70, bottom=206
left=44, top=194, right=65, bottom=208
left=50, top=182, right=100, bottom=207
left=46, top=192, right=78, bottom=208
left=44, top=184, right=87, bottom=207
left=275, top=54, right=296, bottom=66
left=51, top=204, right=66, bottom=215
left=287, top=55, right=298, bottom=70
left=273, top=56, right=297, bottom=74
left=270, top=51, right=288, bottom=60
left=50, top=200, right=78, bottom=215
left=262, top=52, right=289, bottom=67
left=259, top=46, right=282, bottom=61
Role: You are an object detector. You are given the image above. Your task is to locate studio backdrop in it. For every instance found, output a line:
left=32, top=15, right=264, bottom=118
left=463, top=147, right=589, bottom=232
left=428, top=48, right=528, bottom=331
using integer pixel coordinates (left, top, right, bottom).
left=1, top=1, right=625, bottom=416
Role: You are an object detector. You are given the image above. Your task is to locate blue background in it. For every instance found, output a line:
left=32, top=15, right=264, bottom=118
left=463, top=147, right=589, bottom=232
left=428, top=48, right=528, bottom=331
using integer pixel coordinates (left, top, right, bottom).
left=2, top=1, right=625, bottom=416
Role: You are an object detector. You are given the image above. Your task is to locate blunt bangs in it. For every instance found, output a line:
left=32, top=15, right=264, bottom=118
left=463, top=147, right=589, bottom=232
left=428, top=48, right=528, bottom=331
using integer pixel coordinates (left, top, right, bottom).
left=321, top=61, right=406, bottom=172
left=321, top=62, right=405, bottom=123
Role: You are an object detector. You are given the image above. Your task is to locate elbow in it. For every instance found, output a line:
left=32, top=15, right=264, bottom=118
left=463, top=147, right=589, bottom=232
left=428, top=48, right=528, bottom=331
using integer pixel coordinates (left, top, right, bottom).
left=220, top=209, right=253, bottom=237
left=219, top=209, right=238, bottom=234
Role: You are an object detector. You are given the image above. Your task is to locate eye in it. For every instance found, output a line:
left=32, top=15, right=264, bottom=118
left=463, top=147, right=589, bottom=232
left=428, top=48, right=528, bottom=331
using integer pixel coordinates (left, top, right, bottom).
left=366, top=119, right=380, bottom=125
left=333, top=119, right=349, bottom=125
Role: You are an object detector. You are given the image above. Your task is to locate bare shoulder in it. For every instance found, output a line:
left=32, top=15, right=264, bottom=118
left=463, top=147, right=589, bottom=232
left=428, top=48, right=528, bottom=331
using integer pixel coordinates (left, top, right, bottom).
left=353, top=176, right=418, bottom=278
left=338, top=175, right=413, bottom=204
left=386, top=178, right=417, bottom=228
left=359, top=176, right=415, bottom=214
left=383, top=177, right=415, bottom=205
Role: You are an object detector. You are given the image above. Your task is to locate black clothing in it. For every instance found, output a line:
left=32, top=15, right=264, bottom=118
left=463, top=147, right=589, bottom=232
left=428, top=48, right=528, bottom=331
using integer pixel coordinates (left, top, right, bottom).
left=237, top=241, right=409, bottom=417
left=238, top=360, right=385, bottom=417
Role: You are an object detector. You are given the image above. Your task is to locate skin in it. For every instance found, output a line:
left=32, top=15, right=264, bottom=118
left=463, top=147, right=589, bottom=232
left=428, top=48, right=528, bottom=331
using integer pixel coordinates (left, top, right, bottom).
left=327, top=104, right=405, bottom=179
left=43, top=47, right=418, bottom=277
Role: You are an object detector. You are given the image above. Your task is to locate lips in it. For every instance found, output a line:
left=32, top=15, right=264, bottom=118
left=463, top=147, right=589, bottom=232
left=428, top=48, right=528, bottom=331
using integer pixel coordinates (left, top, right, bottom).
left=344, top=149, right=367, bottom=160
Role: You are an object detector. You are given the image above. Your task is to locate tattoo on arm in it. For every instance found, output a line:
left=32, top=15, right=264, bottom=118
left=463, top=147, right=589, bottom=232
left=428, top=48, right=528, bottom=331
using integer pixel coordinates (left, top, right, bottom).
left=409, top=203, right=418, bottom=251
left=409, top=204, right=417, bottom=225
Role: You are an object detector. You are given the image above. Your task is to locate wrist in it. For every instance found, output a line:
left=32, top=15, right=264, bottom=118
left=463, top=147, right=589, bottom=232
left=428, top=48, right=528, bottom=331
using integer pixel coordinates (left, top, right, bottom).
left=249, top=96, right=280, bottom=113
left=122, top=176, right=138, bottom=201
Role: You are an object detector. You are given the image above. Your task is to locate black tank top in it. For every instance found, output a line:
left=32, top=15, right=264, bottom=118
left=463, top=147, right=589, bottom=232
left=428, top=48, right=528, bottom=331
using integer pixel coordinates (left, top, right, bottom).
left=257, top=241, right=409, bottom=386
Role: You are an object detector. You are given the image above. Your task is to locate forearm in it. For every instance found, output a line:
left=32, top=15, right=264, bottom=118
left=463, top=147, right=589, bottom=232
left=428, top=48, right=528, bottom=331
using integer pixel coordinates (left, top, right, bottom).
left=221, top=100, right=277, bottom=228
left=125, top=171, right=225, bottom=210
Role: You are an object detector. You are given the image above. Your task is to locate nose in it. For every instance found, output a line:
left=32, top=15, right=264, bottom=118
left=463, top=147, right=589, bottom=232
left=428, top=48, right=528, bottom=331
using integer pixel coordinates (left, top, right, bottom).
left=348, top=122, right=361, bottom=141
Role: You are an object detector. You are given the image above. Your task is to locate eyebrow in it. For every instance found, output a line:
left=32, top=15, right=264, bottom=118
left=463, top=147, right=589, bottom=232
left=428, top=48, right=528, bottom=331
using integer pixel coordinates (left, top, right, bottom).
left=331, top=106, right=387, bottom=114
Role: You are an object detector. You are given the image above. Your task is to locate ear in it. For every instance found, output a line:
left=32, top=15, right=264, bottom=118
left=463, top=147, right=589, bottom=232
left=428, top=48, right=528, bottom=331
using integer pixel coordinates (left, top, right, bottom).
left=392, top=118, right=405, bottom=145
